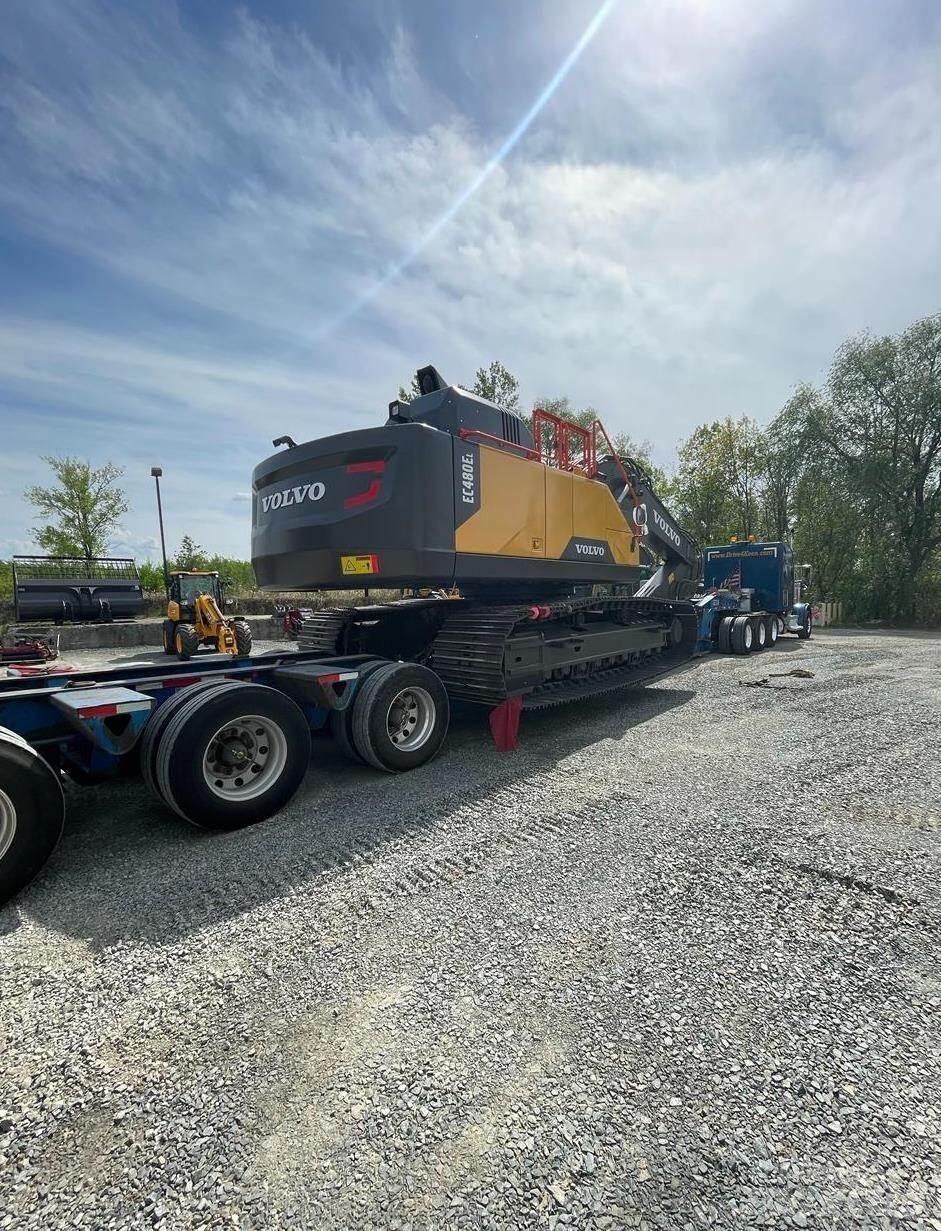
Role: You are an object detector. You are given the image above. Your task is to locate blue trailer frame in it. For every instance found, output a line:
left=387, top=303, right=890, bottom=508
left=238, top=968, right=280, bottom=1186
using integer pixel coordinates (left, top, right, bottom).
left=0, top=648, right=453, bottom=905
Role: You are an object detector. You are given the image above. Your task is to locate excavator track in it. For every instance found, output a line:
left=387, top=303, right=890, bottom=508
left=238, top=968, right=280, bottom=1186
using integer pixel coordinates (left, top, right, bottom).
left=299, top=594, right=697, bottom=708
left=430, top=595, right=697, bottom=706
left=297, top=608, right=352, bottom=654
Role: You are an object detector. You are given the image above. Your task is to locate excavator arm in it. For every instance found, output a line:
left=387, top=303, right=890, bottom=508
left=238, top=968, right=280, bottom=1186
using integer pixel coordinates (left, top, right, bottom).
left=596, top=454, right=699, bottom=600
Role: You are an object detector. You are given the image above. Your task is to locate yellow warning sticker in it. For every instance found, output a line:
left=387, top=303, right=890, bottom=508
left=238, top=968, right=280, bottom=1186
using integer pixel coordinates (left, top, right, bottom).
left=340, top=554, right=378, bottom=576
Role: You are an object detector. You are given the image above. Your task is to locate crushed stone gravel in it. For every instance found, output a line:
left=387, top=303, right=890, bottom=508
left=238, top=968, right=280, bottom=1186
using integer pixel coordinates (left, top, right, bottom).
left=1, top=629, right=940, bottom=1230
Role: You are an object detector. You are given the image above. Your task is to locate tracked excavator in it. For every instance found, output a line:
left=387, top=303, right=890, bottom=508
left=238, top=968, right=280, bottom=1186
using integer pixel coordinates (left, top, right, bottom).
left=251, top=366, right=699, bottom=738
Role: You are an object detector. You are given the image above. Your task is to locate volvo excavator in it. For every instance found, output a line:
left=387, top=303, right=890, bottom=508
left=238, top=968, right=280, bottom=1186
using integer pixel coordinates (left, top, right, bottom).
left=251, top=366, right=700, bottom=734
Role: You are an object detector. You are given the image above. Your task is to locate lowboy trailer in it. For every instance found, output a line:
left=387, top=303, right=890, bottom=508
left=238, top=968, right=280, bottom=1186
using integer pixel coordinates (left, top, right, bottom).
left=0, top=646, right=455, bottom=903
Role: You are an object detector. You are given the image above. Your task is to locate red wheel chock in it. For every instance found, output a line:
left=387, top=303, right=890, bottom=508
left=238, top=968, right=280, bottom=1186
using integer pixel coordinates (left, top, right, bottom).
left=489, top=694, right=523, bottom=752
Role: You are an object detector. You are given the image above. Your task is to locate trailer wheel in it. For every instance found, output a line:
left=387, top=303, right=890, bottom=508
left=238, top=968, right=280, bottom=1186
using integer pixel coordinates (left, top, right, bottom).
left=140, top=680, right=240, bottom=800
left=717, top=617, right=734, bottom=654
left=0, top=731, right=66, bottom=904
left=766, top=616, right=779, bottom=646
left=730, top=615, right=754, bottom=655
left=162, top=621, right=175, bottom=654
left=328, top=659, right=395, bottom=764
left=154, top=683, right=311, bottom=830
left=174, top=623, right=200, bottom=659
left=798, top=610, right=813, bottom=640
left=752, top=617, right=768, bottom=650
left=351, top=663, right=449, bottom=773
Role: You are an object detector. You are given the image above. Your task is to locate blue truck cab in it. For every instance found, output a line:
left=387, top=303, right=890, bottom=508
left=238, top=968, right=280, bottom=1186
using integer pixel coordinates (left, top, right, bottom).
left=694, top=540, right=812, bottom=654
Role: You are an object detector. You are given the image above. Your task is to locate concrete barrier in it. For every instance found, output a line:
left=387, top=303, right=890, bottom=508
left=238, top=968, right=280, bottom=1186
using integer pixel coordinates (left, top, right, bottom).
left=54, top=615, right=282, bottom=650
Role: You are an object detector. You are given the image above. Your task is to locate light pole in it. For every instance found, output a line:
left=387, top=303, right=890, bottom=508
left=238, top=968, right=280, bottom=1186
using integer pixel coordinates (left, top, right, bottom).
left=150, top=466, right=169, bottom=597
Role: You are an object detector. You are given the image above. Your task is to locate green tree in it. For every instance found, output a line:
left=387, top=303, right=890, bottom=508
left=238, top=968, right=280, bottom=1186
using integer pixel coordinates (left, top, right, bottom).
left=397, top=373, right=423, bottom=403
left=137, top=561, right=166, bottom=593
left=813, top=314, right=941, bottom=620
left=172, top=535, right=210, bottom=571
left=471, top=360, right=520, bottom=411
left=762, top=391, right=813, bottom=541
left=25, top=457, right=128, bottom=558
left=671, top=423, right=738, bottom=543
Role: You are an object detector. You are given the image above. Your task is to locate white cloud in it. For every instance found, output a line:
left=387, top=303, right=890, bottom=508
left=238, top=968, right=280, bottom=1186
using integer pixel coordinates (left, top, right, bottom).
left=0, top=0, right=939, bottom=558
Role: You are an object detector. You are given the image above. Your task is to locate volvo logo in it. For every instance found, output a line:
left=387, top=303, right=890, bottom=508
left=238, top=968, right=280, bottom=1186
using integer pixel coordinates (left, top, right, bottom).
left=261, top=482, right=326, bottom=513
left=574, top=542, right=606, bottom=557
left=652, top=507, right=682, bottom=548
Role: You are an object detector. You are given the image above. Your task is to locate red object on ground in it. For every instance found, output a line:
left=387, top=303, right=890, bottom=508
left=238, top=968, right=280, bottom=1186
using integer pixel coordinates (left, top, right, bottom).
left=489, top=695, right=523, bottom=752
left=6, top=662, right=77, bottom=677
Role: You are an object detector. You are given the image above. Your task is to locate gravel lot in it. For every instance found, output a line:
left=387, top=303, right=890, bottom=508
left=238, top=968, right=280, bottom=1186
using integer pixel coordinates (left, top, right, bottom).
left=2, top=630, right=940, bottom=1231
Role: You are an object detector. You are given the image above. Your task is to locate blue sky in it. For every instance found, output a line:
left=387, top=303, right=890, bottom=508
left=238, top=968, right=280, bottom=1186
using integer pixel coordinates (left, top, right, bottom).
left=1, top=0, right=939, bottom=561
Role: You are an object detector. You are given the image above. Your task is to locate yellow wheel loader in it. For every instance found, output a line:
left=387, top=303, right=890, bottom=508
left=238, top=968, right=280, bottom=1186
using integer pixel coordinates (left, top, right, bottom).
left=162, top=572, right=253, bottom=660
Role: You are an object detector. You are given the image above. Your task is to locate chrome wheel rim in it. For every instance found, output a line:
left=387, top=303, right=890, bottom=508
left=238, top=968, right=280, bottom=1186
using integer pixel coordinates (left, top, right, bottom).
left=386, top=686, right=435, bottom=751
left=202, top=715, right=288, bottom=801
left=743, top=623, right=753, bottom=649
left=0, top=787, right=17, bottom=862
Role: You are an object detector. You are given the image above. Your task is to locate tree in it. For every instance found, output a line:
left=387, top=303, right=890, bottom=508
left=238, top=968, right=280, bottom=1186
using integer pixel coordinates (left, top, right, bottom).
left=471, top=360, right=520, bottom=411
left=782, top=313, right=941, bottom=621
left=137, top=561, right=166, bottom=593
left=762, top=390, right=814, bottom=541
left=397, top=360, right=521, bottom=411
left=671, top=423, right=737, bottom=543
left=173, top=535, right=209, bottom=571
left=817, top=315, right=941, bottom=619
left=397, top=373, right=423, bottom=403
left=25, top=457, right=128, bottom=559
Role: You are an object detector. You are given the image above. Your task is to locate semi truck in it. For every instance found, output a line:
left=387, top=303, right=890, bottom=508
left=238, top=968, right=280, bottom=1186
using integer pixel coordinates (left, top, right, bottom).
left=694, top=541, right=813, bottom=653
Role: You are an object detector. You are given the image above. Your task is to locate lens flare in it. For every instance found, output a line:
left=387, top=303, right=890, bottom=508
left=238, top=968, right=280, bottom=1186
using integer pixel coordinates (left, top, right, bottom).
left=314, top=0, right=620, bottom=341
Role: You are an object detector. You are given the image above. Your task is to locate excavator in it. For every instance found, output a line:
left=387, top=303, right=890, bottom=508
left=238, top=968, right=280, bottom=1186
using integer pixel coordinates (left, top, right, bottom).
left=251, top=365, right=699, bottom=728
left=162, top=571, right=253, bottom=660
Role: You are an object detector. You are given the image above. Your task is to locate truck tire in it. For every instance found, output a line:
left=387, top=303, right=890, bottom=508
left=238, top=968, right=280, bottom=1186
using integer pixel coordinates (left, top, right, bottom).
left=140, top=680, right=240, bottom=800
left=232, top=620, right=253, bottom=657
left=154, top=683, right=311, bottom=830
left=730, top=615, right=754, bottom=655
left=162, top=621, right=176, bottom=654
left=0, top=731, right=66, bottom=904
left=752, top=617, right=767, bottom=650
left=351, top=662, right=449, bottom=773
left=798, top=610, right=813, bottom=640
left=328, top=659, right=395, bottom=764
left=174, top=623, right=200, bottom=660
left=766, top=616, right=779, bottom=646
left=717, top=617, right=734, bottom=654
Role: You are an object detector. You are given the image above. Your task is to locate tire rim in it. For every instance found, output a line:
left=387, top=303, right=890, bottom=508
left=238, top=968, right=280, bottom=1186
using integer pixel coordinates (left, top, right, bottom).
left=743, top=623, right=753, bottom=649
left=202, top=715, right=288, bottom=801
left=0, top=786, right=17, bottom=863
left=756, top=623, right=766, bottom=647
left=386, top=686, right=435, bottom=751
left=769, top=621, right=778, bottom=643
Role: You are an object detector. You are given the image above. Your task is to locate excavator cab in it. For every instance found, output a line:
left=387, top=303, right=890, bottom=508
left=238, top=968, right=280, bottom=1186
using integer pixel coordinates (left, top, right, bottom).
left=163, top=571, right=252, bottom=660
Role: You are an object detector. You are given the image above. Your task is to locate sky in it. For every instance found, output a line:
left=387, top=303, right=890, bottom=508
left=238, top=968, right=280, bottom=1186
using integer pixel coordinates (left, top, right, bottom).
left=1, top=0, right=940, bottom=561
